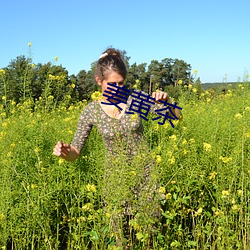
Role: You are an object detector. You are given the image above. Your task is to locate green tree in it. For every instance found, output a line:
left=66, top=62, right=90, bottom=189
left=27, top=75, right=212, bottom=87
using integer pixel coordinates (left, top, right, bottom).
left=171, top=59, right=192, bottom=86
left=148, top=58, right=193, bottom=91
left=76, top=65, right=98, bottom=101
left=126, top=63, right=151, bottom=93
left=5, top=55, right=33, bottom=102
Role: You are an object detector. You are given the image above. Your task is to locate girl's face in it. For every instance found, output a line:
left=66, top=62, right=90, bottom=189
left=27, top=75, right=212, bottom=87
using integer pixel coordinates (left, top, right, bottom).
left=96, top=71, right=125, bottom=100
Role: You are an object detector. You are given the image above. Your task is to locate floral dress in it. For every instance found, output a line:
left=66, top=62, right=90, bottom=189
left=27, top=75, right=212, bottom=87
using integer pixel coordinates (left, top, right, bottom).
left=71, top=90, right=164, bottom=232
left=71, top=90, right=163, bottom=157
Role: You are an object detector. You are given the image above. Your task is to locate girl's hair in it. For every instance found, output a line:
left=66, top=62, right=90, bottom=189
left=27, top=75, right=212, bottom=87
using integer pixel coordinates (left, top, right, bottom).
left=95, top=48, right=127, bottom=81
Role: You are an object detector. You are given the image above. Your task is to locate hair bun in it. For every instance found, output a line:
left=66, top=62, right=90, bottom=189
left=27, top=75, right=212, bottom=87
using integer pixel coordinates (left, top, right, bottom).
left=100, top=48, right=123, bottom=60
left=99, top=52, right=108, bottom=59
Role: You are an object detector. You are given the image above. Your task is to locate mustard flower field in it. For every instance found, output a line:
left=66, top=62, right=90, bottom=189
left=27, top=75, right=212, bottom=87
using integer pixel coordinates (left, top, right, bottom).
left=0, top=82, right=249, bottom=249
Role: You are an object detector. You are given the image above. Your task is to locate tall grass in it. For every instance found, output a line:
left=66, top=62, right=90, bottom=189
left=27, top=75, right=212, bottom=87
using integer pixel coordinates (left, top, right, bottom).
left=0, top=83, right=249, bottom=249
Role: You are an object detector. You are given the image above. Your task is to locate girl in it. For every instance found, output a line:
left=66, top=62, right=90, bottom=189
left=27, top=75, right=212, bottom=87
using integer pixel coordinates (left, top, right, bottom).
left=53, top=48, right=181, bottom=247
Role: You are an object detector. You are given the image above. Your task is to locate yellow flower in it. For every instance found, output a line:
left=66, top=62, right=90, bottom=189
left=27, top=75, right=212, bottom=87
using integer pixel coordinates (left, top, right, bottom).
left=234, top=113, right=242, bottom=120
left=222, top=190, right=230, bottom=197
left=88, top=215, right=94, bottom=221
left=71, top=83, right=75, bottom=89
left=169, top=134, right=177, bottom=141
left=192, top=88, right=197, bottom=93
left=167, top=151, right=173, bottom=157
left=245, top=132, right=250, bottom=138
left=34, top=147, right=41, bottom=153
left=208, top=171, right=217, bottom=180
left=188, top=84, right=192, bottom=89
left=219, top=156, right=232, bottom=164
left=58, top=158, right=65, bottom=165
left=159, top=186, right=166, bottom=194
left=48, top=95, right=54, bottom=100
left=133, top=84, right=138, bottom=89
left=195, top=207, right=203, bottom=216
left=48, top=74, right=55, bottom=80
left=31, top=184, right=37, bottom=189
left=81, top=203, right=93, bottom=212
left=232, top=204, right=239, bottom=211
left=165, top=193, right=172, bottom=199
left=189, top=138, right=195, bottom=144
left=130, top=171, right=136, bottom=176
left=214, top=209, right=223, bottom=216
left=2, top=96, right=6, bottom=100
left=155, top=155, right=162, bottom=164
left=172, top=119, right=179, bottom=127
left=54, top=56, right=58, bottom=62
left=237, top=190, right=243, bottom=196
left=91, top=91, right=102, bottom=101
left=86, top=184, right=96, bottom=193
left=182, top=139, right=187, bottom=145
left=2, top=122, right=8, bottom=128
left=178, top=79, right=183, bottom=85
left=0, top=69, right=6, bottom=75
left=28, top=42, right=32, bottom=47
left=203, top=142, right=212, bottom=152
left=168, top=156, right=175, bottom=165
left=105, top=212, right=111, bottom=218
left=0, top=213, right=5, bottom=221
left=31, top=63, right=36, bottom=69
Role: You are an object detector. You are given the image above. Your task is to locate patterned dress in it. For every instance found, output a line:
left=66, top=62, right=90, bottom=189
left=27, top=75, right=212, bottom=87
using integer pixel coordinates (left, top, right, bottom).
left=71, top=91, right=164, bottom=231
left=71, top=90, right=163, bottom=157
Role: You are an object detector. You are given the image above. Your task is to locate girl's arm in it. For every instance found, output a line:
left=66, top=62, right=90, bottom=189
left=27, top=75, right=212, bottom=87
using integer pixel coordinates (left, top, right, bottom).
left=53, top=102, right=94, bottom=161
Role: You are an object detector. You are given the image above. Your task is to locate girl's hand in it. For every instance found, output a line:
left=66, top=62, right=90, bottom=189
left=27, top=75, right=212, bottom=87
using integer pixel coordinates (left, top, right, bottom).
left=152, top=91, right=168, bottom=103
left=53, top=141, right=71, bottom=158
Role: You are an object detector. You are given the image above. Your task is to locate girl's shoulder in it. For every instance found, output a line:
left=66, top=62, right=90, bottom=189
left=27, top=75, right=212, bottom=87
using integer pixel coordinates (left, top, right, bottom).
left=85, top=100, right=100, bottom=109
left=80, top=100, right=100, bottom=115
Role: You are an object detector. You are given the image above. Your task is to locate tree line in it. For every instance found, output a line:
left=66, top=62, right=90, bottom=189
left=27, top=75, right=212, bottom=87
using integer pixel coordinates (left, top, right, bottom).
left=0, top=51, right=200, bottom=106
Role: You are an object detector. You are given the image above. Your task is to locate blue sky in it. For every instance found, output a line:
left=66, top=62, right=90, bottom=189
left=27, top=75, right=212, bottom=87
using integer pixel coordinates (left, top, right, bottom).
left=1, top=0, right=249, bottom=83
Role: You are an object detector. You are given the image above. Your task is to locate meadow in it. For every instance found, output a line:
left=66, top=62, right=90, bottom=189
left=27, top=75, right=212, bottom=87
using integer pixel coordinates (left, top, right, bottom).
left=0, top=82, right=249, bottom=249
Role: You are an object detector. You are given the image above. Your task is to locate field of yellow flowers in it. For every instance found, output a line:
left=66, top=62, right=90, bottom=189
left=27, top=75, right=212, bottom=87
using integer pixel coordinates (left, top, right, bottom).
left=0, top=83, right=249, bottom=249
